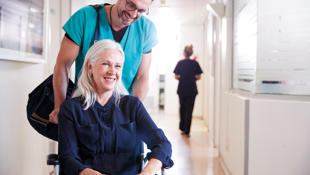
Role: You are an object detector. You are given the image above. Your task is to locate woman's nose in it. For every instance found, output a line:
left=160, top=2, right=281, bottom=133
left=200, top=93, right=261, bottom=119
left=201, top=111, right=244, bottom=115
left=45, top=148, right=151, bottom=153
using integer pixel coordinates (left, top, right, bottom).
left=107, top=65, right=116, bottom=74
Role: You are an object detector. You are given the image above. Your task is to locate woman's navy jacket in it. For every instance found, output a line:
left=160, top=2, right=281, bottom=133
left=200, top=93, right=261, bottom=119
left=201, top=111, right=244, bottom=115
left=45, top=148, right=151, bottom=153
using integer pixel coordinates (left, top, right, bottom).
left=58, top=95, right=173, bottom=175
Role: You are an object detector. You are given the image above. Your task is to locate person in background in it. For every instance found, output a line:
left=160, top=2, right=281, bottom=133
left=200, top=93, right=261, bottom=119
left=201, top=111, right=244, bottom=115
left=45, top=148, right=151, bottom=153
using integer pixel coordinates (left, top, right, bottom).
left=173, top=45, right=203, bottom=137
left=58, top=40, right=173, bottom=175
left=50, top=0, right=157, bottom=124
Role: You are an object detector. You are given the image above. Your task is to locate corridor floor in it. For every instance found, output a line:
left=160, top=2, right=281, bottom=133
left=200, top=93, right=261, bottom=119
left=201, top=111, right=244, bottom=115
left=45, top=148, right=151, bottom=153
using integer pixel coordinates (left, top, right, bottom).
left=150, top=112, right=225, bottom=175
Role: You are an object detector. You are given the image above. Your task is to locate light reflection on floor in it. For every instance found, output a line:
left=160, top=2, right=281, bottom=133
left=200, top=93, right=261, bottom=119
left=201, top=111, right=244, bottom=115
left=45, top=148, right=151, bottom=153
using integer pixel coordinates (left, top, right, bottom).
left=150, top=112, right=225, bottom=175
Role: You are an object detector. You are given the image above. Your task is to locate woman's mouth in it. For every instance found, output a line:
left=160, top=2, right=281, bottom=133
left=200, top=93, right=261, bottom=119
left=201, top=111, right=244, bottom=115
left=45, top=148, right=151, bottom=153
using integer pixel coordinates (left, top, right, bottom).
left=104, top=77, right=116, bottom=81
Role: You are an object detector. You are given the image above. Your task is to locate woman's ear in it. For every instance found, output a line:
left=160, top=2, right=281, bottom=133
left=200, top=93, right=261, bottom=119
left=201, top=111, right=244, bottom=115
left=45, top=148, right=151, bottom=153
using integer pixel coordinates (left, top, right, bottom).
left=86, top=60, right=93, bottom=75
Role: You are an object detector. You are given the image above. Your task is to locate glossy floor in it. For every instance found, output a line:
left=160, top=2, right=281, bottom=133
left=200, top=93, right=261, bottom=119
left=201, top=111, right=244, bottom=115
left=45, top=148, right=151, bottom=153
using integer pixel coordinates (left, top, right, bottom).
left=151, top=112, right=225, bottom=175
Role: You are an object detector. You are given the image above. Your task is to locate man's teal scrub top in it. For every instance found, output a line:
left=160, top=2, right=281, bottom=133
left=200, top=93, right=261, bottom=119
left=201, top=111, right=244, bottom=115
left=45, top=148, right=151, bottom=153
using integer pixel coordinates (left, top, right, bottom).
left=63, top=4, right=158, bottom=93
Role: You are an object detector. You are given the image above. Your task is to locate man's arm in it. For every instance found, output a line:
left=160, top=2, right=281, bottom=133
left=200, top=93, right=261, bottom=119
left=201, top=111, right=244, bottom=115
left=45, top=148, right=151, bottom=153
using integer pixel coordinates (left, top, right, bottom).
left=131, top=52, right=152, bottom=101
left=49, top=36, right=80, bottom=124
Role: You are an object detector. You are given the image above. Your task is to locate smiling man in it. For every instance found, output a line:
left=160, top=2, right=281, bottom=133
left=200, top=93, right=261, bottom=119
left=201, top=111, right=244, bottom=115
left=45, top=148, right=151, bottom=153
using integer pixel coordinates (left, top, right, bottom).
left=50, top=0, right=157, bottom=124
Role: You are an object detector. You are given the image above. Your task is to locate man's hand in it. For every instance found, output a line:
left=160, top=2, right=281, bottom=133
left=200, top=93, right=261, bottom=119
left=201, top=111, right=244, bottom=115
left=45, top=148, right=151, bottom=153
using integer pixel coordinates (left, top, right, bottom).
left=49, top=108, right=59, bottom=124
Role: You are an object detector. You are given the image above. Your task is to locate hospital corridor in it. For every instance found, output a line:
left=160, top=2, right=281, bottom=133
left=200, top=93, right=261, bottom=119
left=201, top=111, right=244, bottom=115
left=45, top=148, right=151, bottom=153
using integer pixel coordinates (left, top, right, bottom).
left=0, top=0, right=310, bottom=175
left=151, top=113, right=225, bottom=175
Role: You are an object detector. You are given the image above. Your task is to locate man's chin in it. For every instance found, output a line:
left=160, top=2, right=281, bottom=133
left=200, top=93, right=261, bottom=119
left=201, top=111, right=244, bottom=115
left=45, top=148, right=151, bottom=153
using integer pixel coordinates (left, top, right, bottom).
left=121, top=18, right=134, bottom=26
left=121, top=15, right=137, bottom=26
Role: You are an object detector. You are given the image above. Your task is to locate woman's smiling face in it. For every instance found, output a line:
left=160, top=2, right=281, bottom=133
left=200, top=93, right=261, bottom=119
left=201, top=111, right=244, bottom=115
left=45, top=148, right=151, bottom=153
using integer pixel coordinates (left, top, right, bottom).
left=88, top=48, right=124, bottom=94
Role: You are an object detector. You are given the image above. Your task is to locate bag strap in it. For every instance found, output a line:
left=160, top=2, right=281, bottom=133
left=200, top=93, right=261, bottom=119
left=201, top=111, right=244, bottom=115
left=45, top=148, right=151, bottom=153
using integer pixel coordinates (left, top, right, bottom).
left=90, top=4, right=103, bottom=42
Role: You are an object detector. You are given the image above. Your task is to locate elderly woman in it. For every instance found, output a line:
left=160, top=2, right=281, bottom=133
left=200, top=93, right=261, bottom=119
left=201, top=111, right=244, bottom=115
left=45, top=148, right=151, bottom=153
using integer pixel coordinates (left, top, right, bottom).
left=58, top=39, right=173, bottom=175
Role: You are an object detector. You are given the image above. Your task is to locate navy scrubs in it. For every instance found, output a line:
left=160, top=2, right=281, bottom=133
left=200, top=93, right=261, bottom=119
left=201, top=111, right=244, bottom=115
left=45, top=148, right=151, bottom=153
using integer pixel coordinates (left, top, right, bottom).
left=58, top=95, right=173, bottom=175
left=173, top=59, right=203, bottom=135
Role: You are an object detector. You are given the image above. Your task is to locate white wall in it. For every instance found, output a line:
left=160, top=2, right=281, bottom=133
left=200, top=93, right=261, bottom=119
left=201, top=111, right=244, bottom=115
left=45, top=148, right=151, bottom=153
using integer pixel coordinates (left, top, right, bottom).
left=218, top=91, right=310, bottom=175
left=202, top=0, right=232, bottom=149
left=148, top=7, right=181, bottom=114
left=219, top=92, right=248, bottom=175
left=216, top=0, right=310, bottom=175
left=0, top=0, right=70, bottom=174
left=202, top=20, right=210, bottom=125
left=248, top=96, right=310, bottom=175
left=0, top=62, right=48, bottom=175
left=71, top=0, right=116, bottom=14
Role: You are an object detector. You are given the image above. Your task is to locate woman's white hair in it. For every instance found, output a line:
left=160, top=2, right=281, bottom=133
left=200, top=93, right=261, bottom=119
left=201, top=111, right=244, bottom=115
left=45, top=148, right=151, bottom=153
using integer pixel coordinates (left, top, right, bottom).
left=72, top=39, right=128, bottom=109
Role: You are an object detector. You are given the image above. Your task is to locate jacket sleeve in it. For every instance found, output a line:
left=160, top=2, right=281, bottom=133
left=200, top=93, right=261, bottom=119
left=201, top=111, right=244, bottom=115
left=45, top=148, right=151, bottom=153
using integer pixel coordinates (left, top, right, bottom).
left=134, top=98, right=174, bottom=168
left=58, top=101, right=90, bottom=175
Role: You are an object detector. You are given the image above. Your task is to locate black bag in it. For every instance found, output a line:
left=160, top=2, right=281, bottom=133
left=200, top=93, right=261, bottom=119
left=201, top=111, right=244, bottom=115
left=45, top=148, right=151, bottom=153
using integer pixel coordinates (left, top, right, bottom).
left=27, top=5, right=98, bottom=141
left=26, top=75, right=75, bottom=141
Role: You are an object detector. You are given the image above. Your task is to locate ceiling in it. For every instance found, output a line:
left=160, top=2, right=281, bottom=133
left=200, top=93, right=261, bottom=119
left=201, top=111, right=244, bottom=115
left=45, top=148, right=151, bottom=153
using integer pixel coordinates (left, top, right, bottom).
left=72, top=0, right=210, bottom=25
left=149, top=0, right=210, bottom=25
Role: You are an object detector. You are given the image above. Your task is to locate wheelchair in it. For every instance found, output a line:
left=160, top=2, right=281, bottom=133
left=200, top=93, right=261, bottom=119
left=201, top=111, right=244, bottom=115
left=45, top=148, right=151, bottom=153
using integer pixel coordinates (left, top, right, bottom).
left=47, top=148, right=165, bottom=175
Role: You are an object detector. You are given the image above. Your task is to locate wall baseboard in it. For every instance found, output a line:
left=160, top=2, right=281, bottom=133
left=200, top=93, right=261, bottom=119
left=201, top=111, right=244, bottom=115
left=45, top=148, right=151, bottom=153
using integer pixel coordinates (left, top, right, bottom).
left=219, top=153, right=232, bottom=175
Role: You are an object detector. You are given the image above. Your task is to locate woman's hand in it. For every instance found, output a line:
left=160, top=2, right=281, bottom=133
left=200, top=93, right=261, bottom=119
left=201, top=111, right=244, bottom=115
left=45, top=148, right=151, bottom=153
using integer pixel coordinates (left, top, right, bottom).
left=174, top=74, right=180, bottom=80
left=79, top=168, right=103, bottom=175
left=139, top=158, right=162, bottom=175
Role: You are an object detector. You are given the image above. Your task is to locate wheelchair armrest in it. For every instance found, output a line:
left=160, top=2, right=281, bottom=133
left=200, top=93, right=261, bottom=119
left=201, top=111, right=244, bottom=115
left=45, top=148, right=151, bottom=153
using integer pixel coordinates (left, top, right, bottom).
left=47, top=153, right=164, bottom=174
left=47, top=153, right=60, bottom=165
